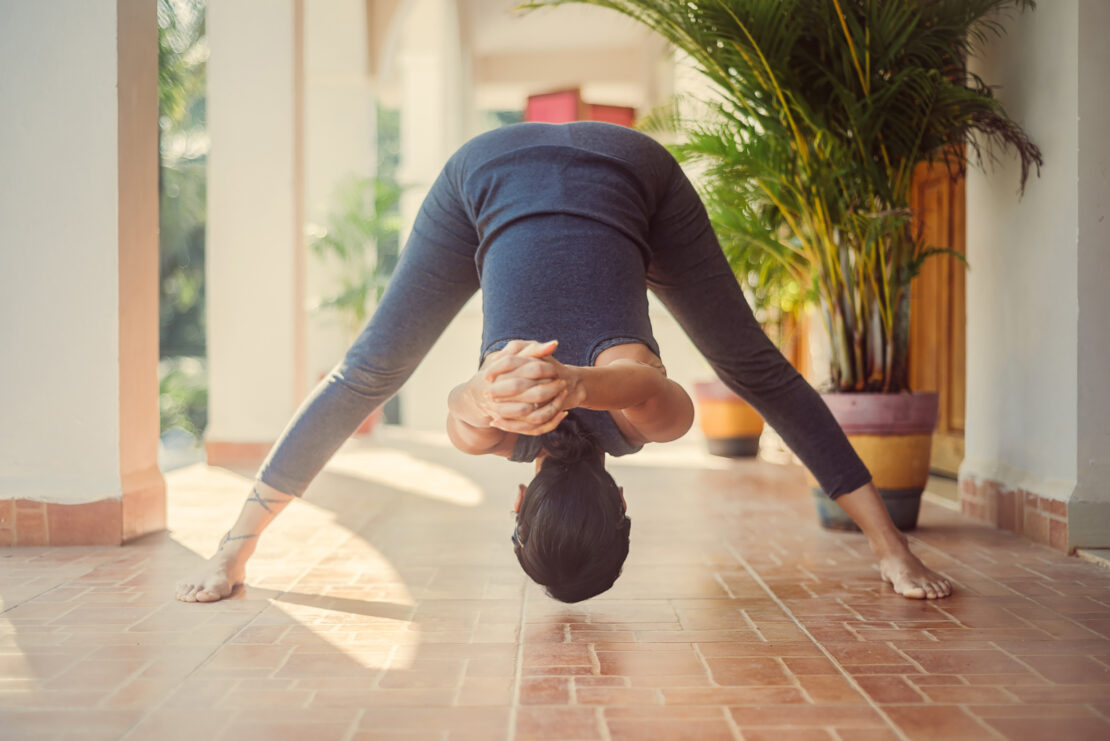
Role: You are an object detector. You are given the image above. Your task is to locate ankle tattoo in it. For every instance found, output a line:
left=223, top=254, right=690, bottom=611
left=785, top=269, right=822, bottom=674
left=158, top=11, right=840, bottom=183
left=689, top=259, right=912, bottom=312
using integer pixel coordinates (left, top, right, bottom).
left=218, top=530, right=259, bottom=552
left=247, top=485, right=288, bottom=514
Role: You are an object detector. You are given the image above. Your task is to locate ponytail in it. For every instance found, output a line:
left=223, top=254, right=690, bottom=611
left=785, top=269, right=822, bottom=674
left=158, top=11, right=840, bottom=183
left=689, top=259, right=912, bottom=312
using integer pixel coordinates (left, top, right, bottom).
left=538, top=410, right=598, bottom=464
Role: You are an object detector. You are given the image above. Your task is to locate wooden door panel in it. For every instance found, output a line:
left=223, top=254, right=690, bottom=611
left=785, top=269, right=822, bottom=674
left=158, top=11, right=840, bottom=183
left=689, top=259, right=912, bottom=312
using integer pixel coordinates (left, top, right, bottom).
left=909, top=162, right=966, bottom=476
left=948, top=176, right=967, bottom=433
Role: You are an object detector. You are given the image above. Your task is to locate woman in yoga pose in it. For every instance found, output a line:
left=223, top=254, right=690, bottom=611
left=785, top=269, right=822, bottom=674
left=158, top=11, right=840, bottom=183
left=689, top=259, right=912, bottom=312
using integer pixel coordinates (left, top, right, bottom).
left=176, top=121, right=952, bottom=604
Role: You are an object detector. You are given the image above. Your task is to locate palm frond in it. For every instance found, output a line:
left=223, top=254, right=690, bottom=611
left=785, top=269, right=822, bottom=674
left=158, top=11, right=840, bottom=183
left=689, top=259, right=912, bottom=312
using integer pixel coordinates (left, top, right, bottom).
left=523, top=0, right=1040, bottom=391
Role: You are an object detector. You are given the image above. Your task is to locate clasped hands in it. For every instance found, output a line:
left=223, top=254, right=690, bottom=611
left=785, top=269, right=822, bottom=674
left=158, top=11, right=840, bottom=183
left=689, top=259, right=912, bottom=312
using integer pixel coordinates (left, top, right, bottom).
left=468, top=339, right=585, bottom=436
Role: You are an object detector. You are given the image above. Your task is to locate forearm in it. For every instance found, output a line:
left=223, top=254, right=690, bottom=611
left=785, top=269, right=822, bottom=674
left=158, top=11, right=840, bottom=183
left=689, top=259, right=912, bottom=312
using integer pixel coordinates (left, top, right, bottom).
left=570, top=362, right=669, bottom=412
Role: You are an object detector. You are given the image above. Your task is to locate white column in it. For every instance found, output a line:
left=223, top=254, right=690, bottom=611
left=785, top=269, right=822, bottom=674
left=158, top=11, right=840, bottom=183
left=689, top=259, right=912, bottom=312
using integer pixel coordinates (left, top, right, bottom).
left=303, top=0, right=378, bottom=383
left=1071, top=0, right=1110, bottom=547
left=963, top=0, right=1079, bottom=503
left=205, top=0, right=306, bottom=461
left=394, top=0, right=481, bottom=431
left=0, top=0, right=163, bottom=545
left=963, top=0, right=1110, bottom=548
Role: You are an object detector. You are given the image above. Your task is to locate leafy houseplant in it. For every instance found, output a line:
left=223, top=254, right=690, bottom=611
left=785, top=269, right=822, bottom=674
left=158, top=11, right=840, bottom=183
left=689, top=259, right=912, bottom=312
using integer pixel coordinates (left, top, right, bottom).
left=308, top=174, right=402, bottom=433
left=528, top=0, right=1042, bottom=527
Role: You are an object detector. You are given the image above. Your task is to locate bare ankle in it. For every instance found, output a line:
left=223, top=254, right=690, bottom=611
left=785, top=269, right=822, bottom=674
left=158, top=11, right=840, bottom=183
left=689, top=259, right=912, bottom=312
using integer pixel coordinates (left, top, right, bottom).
left=870, top=529, right=910, bottom=559
left=215, top=531, right=258, bottom=563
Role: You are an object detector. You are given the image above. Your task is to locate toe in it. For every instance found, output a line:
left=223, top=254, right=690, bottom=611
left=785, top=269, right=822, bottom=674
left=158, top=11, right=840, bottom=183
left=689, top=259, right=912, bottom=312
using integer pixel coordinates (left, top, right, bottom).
left=196, top=587, right=223, bottom=603
left=898, top=582, right=927, bottom=599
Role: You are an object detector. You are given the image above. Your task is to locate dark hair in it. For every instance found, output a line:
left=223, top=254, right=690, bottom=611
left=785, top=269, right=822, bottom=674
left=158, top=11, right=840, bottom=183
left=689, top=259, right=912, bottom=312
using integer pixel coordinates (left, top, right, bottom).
left=512, top=411, right=631, bottom=603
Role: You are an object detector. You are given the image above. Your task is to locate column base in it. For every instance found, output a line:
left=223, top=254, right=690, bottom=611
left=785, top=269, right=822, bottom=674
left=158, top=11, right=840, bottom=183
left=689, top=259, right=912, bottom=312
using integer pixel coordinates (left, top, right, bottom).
left=958, top=475, right=1070, bottom=552
left=122, top=465, right=167, bottom=542
left=0, top=465, right=166, bottom=547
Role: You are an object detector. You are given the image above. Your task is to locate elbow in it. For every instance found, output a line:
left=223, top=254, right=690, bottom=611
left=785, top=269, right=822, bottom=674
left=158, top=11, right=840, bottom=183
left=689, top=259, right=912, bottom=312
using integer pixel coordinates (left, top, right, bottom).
left=652, top=393, right=696, bottom=443
left=625, top=383, right=696, bottom=443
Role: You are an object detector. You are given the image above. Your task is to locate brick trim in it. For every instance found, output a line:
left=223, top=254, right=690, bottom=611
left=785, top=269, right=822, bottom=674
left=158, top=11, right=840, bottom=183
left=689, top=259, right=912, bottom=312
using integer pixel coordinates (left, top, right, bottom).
left=205, top=441, right=274, bottom=468
left=0, top=498, right=124, bottom=547
left=959, top=476, right=1069, bottom=552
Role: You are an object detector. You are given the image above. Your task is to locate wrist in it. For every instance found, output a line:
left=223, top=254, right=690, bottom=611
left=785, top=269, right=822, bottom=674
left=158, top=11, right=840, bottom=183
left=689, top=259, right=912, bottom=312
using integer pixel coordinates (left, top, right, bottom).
left=565, top=366, right=588, bottom=408
left=468, top=383, right=495, bottom=427
left=452, top=379, right=493, bottom=428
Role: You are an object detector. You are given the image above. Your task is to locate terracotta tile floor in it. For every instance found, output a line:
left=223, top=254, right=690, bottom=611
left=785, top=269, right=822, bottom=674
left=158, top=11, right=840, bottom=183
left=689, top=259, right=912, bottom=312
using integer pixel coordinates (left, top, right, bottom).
left=3, top=429, right=1110, bottom=740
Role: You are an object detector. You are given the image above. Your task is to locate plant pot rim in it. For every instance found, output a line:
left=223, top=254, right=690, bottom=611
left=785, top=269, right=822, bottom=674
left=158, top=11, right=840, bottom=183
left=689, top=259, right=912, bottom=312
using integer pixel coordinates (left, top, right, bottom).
left=819, top=390, right=939, bottom=435
left=693, top=378, right=744, bottom=401
left=818, top=390, right=939, bottom=396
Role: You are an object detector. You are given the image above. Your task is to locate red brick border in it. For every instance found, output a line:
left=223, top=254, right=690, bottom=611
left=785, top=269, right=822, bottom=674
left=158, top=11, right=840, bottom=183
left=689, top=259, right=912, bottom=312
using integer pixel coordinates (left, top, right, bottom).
left=959, top=477, right=1069, bottom=552
left=0, top=467, right=165, bottom=547
left=0, top=498, right=126, bottom=547
left=205, top=441, right=274, bottom=468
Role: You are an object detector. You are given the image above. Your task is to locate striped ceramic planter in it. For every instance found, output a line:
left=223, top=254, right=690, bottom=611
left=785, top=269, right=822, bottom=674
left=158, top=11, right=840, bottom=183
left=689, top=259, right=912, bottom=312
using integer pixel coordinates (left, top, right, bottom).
left=809, top=392, right=939, bottom=531
left=694, top=380, right=764, bottom=458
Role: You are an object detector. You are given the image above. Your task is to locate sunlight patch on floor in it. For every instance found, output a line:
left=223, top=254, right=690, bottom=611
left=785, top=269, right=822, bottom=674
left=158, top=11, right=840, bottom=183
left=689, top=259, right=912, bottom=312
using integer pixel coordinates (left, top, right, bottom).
left=166, top=462, right=419, bottom=671
left=325, top=447, right=485, bottom=507
left=0, top=620, right=32, bottom=704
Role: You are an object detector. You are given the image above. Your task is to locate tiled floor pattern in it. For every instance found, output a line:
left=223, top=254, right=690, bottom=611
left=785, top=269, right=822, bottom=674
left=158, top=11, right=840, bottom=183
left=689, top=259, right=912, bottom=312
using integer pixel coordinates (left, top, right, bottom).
left=2, top=430, right=1109, bottom=740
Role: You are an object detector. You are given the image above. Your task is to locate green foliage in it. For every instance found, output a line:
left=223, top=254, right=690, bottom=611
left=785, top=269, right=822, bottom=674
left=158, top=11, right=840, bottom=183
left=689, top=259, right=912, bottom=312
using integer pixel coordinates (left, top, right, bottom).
left=158, top=0, right=208, bottom=359
left=158, top=0, right=206, bottom=126
left=158, top=357, right=208, bottom=438
left=159, top=0, right=208, bottom=435
left=159, top=157, right=207, bottom=358
left=308, top=175, right=403, bottom=337
left=377, top=104, right=402, bottom=181
left=526, top=0, right=1042, bottom=392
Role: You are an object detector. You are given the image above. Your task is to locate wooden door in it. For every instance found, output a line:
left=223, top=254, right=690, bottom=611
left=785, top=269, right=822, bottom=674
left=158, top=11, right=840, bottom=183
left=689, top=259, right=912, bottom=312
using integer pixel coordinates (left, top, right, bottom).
left=909, top=162, right=967, bottom=476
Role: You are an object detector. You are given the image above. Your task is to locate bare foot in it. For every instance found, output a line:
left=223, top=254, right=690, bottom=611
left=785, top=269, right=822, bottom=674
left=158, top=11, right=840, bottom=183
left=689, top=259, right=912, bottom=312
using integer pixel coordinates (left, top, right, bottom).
left=878, top=544, right=953, bottom=600
left=175, top=532, right=255, bottom=603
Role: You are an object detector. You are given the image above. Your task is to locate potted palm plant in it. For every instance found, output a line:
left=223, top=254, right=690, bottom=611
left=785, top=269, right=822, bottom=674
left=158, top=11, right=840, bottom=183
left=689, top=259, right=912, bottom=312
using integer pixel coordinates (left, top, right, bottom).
left=528, top=0, right=1042, bottom=528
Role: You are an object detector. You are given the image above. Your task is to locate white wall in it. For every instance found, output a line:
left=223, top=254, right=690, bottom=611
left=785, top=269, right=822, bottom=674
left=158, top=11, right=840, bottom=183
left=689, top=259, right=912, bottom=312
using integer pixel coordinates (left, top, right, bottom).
left=0, top=1, right=122, bottom=503
left=205, top=0, right=301, bottom=442
left=962, top=1, right=1079, bottom=502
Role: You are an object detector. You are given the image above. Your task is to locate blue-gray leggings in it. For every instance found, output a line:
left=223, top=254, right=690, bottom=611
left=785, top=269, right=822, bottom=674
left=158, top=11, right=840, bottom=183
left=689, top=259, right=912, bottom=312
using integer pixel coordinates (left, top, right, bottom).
left=255, top=153, right=870, bottom=500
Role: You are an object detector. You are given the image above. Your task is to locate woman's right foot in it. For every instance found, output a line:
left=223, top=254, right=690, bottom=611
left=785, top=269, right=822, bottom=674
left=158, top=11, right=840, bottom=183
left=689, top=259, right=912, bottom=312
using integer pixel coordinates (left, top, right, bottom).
left=175, top=534, right=255, bottom=603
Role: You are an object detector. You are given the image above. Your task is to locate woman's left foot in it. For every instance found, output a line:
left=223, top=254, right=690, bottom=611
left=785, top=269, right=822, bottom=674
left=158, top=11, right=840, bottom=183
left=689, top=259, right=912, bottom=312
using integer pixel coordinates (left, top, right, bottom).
left=877, top=545, right=953, bottom=599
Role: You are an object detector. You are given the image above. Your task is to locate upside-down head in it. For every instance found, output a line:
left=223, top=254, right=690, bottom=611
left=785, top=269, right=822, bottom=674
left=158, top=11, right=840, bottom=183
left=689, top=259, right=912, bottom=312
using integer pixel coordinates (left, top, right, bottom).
left=512, top=412, right=630, bottom=603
